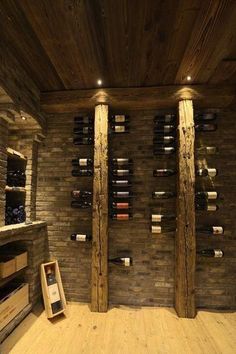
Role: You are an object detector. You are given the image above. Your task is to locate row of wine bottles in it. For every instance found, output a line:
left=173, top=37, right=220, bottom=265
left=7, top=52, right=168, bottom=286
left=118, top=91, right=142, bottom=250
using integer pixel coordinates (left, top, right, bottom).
left=153, top=168, right=217, bottom=177
left=7, top=170, right=26, bottom=187
left=5, top=205, right=26, bottom=225
left=151, top=224, right=224, bottom=235
left=73, top=116, right=95, bottom=145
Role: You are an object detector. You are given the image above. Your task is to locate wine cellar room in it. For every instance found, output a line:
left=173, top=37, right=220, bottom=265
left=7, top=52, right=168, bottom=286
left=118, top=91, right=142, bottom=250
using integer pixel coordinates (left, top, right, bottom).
left=0, top=1, right=235, bottom=353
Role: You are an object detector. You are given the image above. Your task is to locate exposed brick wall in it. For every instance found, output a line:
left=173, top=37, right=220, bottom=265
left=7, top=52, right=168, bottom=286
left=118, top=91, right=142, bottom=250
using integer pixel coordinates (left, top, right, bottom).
left=37, top=109, right=236, bottom=309
left=0, top=118, right=8, bottom=226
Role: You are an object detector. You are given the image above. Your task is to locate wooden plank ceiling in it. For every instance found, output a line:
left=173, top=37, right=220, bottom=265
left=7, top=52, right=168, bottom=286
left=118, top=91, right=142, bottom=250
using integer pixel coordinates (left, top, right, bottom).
left=0, top=0, right=236, bottom=91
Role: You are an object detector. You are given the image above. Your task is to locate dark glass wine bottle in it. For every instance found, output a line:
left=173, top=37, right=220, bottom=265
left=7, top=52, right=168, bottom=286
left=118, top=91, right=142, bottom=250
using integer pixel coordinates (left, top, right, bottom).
left=194, top=113, right=216, bottom=122
left=195, top=203, right=218, bottom=212
left=71, top=234, right=92, bottom=242
left=45, top=266, right=63, bottom=314
left=154, top=125, right=175, bottom=133
left=111, top=115, right=129, bottom=123
left=112, top=125, right=129, bottom=133
left=197, top=249, right=223, bottom=257
left=151, top=214, right=176, bottom=222
left=152, top=191, right=175, bottom=199
left=112, top=202, right=131, bottom=209
left=111, top=180, right=131, bottom=187
left=112, top=158, right=133, bottom=165
left=72, top=169, right=93, bottom=177
left=153, top=147, right=175, bottom=155
left=153, top=169, right=176, bottom=177
left=71, top=190, right=92, bottom=198
left=73, top=126, right=93, bottom=134
left=74, top=116, right=93, bottom=124
left=71, top=201, right=92, bottom=208
left=196, top=168, right=217, bottom=177
left=196, top=146, right=218, bottom=155
left=154, top=114, right=176, bottom=123
left=72, top=158, right=93, bottom=167
left=196, top=226, right=224, bottom=235
left=109, top=257, right=133, bottom=266
left=195, top=191, right=218, bottom=200
left=112, top=191, right=132, bottom=198
left=153, top=136, right=175, bottom=145
left=151, top=225, right=176, bottom=233
left=73, top=137, right=93, bottom=145
left=111, top=213, right=132, bottom=220
left=195, top=124, right=217, bottom=132
left=112, top=169, right=133, bottom=177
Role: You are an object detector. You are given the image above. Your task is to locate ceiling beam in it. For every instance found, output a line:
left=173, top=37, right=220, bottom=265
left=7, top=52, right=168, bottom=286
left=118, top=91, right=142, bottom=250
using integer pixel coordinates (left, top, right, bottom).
left=41, top=85, right=236, bottom=113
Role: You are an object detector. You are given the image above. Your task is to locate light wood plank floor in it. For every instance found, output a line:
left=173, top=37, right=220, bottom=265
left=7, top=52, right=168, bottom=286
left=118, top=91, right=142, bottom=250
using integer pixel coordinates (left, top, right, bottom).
left=1, top=303, right=235, bottom=354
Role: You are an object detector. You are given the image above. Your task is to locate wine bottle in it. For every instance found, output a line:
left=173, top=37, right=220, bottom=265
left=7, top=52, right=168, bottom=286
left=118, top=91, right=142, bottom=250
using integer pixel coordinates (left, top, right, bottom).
left=74, top=116, right=93, bottom=124
left=195, top=191, right=218, bottom=200
left=112, top=158, right=133, bottom=165
left=194, top=113, right=216, bottom=122
left=112, top=169, right=133, bottom=177
left=197, top=249, right=223, bottom=257
left=196, top=168, right=218, bottom=177
left=154, top=114, right=176, bottom=123
left=71, top=234, right=92, bottom=242
left=111, top=213, right=132, bottom=220
left=112, top=191, right=132, bottom=198
left=72, top=158, right=93, bottom=167
left=196, top=146, right=218, bottom=155
left=109, top=257, right=132, bottom=266
left=73, top=137, right=93, bottom=145
left=112, top=202, right=131, bottom=209
left=152, top=191, right=175, bottom=199
left=154, top=125, right=175, bottom=133
left=153, top=136, right=175, bottom=145
left=151, top=225, right=176, bottom=233
left=153, top=169, right=176, bottom=177
left=111, top=115, right=129, bottom=123
left=151, top=214, right=176, bottom=222
left=112, top=125, right=129, bottom=133
left=45, top=266, right=62, bottom=314
left=153, top=147, right=175, bottom=155
left=196, top=226, right=224, bottom=235
left=71, top=190, right=92, bottom=198
left=195, top=203, right=219, bottom=212
left=195, top=124, right=217, bottom=132
left=111, top=180, right=131, bottom=187
left=71, top=201, right=92, bottom=208
left=73, top=126, right=93, bottom=134
left=72, top=169, right=93, bottom=177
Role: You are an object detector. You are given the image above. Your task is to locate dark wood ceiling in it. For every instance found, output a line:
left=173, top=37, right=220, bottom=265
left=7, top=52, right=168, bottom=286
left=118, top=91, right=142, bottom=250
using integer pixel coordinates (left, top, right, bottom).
left=0, top=0, right=236, bottom=91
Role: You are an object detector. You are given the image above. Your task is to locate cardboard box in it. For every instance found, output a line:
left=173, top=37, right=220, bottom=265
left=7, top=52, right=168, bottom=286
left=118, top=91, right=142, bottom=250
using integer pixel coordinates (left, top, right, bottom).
left=13, top=251, right=28, bottom=272
left=0, top=257, right=16, bottom=278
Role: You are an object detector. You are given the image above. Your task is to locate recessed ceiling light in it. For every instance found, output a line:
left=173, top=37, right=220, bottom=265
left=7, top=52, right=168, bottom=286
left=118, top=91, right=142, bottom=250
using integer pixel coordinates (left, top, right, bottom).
left=97, top=79, right=102, bottom=86
left=186, top=75, right=192, bottom=81
left=21, top=115, right=26, bottom=120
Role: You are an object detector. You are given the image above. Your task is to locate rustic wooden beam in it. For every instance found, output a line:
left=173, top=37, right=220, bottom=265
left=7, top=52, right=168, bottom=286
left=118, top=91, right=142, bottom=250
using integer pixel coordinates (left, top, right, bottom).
left=41, top=84, right=236, bottom=113
left=91, top=104, right=109, bottom=312
left=175, top=99, right=196, bottom=318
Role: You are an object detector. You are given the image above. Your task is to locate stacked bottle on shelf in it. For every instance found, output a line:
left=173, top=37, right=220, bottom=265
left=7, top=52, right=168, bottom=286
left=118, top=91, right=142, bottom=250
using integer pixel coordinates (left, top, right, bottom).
left=7, top=170, right=26, bottom=187
left=195, top=112, right=224, bottom=258
left=110, top=115, right=130, bottom=134
left=5, top=205, right=26, bottom=225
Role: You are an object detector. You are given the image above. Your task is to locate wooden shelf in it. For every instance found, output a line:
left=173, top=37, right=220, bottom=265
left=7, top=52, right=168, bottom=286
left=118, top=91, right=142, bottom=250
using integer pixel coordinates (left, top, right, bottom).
left=7, top=147, right=27, bottom=161
left=0, top=268, right=26, bottom=288
left=5, top=186, right=26, bottom=193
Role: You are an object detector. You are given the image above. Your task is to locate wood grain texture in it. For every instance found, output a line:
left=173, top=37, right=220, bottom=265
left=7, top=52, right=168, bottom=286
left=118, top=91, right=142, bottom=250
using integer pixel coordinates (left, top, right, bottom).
left=175, top=100, right=196, bottom=318
left=91, top=104, right=109, bottom=312
left=41, top=85, right=236, bottom=113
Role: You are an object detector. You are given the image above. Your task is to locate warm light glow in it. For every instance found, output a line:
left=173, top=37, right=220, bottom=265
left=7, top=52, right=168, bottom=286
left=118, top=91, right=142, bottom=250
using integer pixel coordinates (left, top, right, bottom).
left=97, top=79, right=102, bottom=86
left=21, top=115, right=26, bottom=120
left=186, top=75, right=192, bottom=81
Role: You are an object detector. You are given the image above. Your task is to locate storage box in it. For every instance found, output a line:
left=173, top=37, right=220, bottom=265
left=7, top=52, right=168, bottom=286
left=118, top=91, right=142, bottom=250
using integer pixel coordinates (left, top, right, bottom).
left=11, top=251, right=28, bottom=272
left=0, top=257, right=15, bottom=278
left=0, top=283, right=29, bottom=331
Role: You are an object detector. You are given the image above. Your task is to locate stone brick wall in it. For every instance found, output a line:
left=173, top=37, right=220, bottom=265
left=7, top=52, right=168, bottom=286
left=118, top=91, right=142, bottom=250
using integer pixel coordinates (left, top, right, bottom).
left=37, top=109, right=236, bottom=309
left=0, top=117, right=8, bottom=226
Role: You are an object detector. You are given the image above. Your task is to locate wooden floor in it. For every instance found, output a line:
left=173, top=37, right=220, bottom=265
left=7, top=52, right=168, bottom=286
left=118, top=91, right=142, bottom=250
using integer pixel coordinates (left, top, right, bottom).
left=1, top=303, right=235, bottom=354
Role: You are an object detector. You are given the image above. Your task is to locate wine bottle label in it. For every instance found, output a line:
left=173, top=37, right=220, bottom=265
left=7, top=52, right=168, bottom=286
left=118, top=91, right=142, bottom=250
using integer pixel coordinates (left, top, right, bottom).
left=76, top=234, right=86, bottom=241
left=121, top=257, right=130, bottom=266
left=114, top=115, right=126, bottom=122
left=116, top=203, right=129, bottom=209
left=82, top=127, right=89, bottom=134
left=207, top=191, right=217, bottom=199
left=152, top=214, right=162, bottom=222
left=115, top=170, right=129, bottom=176
left=213, top=226, right=223, bottom=234
left=114, top=125, right=125, bottom=132
left=116, top=214, right=129, bottom=220
left=48, top=283, right=61, bottom=304
left=115, top=192, right=129, bottom=196
left=83, top=117, right=89, bottom=124
left=214, top=249, right=223, bottom=257
left=112, top=180, right=129, bottom=185
left=152, top=225, right=161, bottom=233
left=165, top=114, right=173, bottom=122
left=115, top=158, right=129, bottom=163
left=79, top=159, right=87, bottom=166
left=208, top=168, right=217, bottom=177
left=207, top=205, right=217, bottom=211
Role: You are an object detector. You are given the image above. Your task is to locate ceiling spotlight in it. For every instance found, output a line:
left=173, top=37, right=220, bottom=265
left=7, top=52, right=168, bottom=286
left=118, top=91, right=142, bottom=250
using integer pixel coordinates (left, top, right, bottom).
left=186, top=75, right=192, bottom=81
left=21, top=115, right=26, bottom=120
left=97, top=79, right=102, bottom=86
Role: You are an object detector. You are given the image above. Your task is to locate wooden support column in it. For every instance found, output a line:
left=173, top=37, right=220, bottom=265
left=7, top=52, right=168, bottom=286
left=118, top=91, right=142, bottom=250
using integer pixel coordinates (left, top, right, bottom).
left=175, top=99, right=196, bottom=318
left=91, top=104, right=109, bottom=312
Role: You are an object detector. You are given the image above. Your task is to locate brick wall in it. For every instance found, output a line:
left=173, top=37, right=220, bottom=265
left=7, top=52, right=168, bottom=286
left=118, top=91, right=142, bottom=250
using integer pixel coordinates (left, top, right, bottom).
left=37, top=109, right=236, bottom=309
left=0, top=118, right=8, bottom=226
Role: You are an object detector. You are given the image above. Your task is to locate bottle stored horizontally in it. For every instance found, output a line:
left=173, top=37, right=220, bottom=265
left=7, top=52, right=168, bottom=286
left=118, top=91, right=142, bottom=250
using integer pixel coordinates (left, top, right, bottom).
left=112, top=158, right=133, bottom=165
left=111, top=115, right=129, bottom=123
left=195, top=203, right=219, bottom=212
left=111, top=125, right=129, bottom=133
left=72, top=169, right=93, bottom=177
left=73, top=126, right=93, bottom=134
left=195, top=124, right=217, bottom=132
left=196, top=168, right=218, bottom=177
left=112, top=169, right=133, bottom=177
left=197, top=249, right=224, bottom=257
left=153, top=147, right=175, bottom=155
left=196, top=146, right=218, bottom=155
left=153, top=136, right=175, bottom=145
left=195, top=191, right=218, bottom=200
left=194, top=113, right=216, bottom=122
left=154, top=125, right=175, bottom=133
left=196, top=226, right=224, bottom=235
left=112, top=202, right=131, bottom=209
left=71, top=234, right=92, bottom=242
left=154, top=114, right=176, bottom=123
left=151, top=214, right=176, bottom=222
left=151, top=225, right=176, bottom=233
left=153, top=169, right=176, bottom=177
left=111, top=213, right=132, bottom=220
left=71, top=201, right=92, bottom=208
left=111, top=180, right=131, bottom=187
left=109, top=257, right=133, bottom=267
left=71, top=190, right=92, bottom=199
left=112, top=191, right=132, bottom=198
left=152, top=191, right=175, bottom=199
left=45, top=266, right=62, bottom=314
left=74, top=116, right=93, bottom=124
left=72, top=158, right=93, bottom=167
left=73, top=137, right=93, bottom=145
